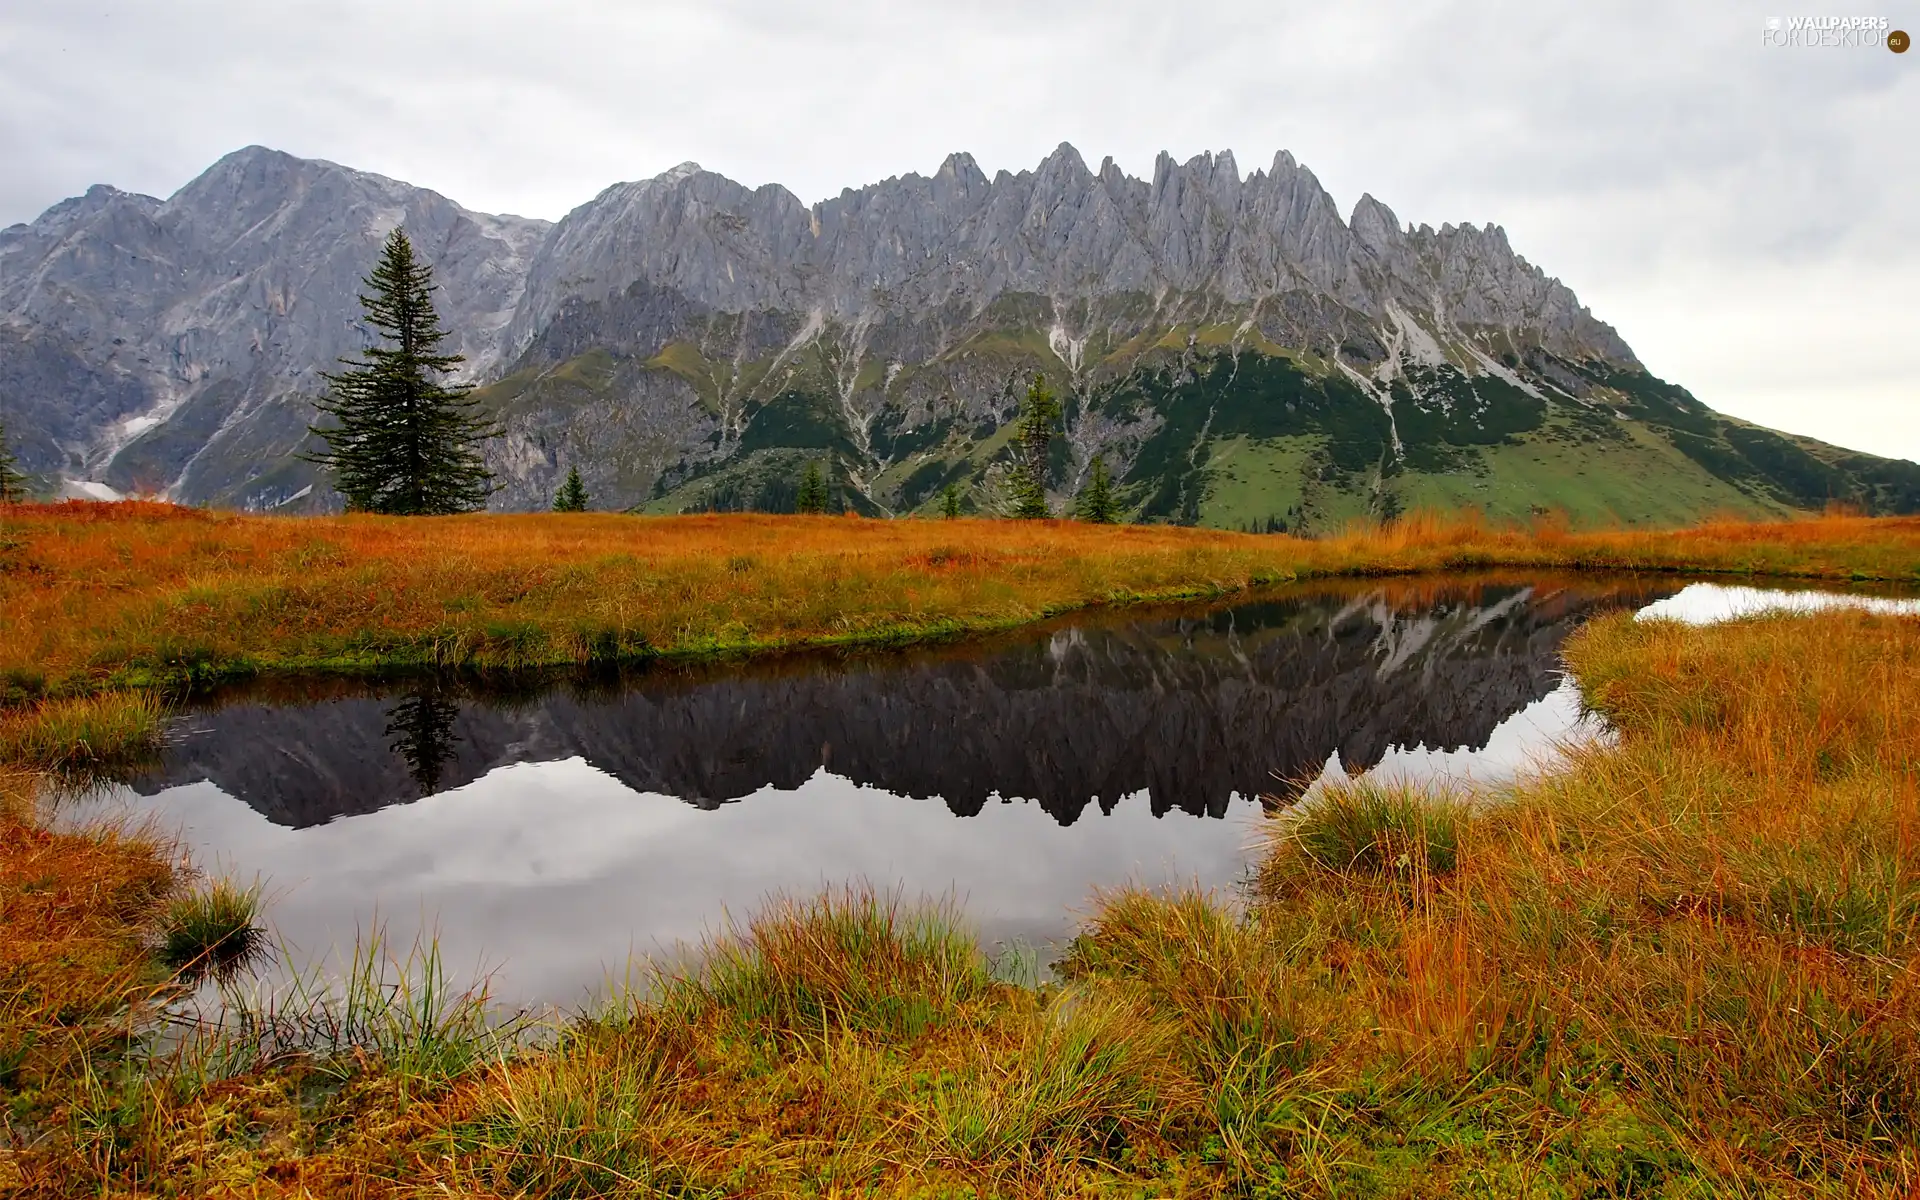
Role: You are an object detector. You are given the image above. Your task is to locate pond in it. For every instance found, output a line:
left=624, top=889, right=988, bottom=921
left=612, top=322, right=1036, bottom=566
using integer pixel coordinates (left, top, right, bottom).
left=68, top=576, right=1919, bottom=1008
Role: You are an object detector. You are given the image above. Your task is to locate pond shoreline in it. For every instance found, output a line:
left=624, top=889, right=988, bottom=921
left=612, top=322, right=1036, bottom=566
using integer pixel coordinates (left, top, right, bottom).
left=87, top=574, right=1673, bottom=1010
left=4, top=506, right=1920, bottom=712
left=6, top=511, right=1920, bottom=1194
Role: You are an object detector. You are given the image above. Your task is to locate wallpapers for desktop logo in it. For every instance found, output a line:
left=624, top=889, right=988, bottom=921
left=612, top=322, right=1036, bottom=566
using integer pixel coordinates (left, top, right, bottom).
left=1761, top=15, right=1908, bottom=49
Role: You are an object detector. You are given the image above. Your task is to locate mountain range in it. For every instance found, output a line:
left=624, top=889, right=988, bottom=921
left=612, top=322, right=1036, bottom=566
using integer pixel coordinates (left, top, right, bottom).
left=5, top=144, right=1915, bottom=529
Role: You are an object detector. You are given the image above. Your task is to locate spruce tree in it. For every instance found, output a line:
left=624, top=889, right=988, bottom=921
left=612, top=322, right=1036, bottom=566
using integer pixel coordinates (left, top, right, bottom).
left=553, top=466, right=588, bottom=512
left=796, top=461, right=829, bottom=514
left=1074, top=455, right=1121, bottom=524
left=0, top=418, right=27, bottom=504
left=940, top=482, right=962, bottom=518
left=306, top=229, right=499, bottom=514
left=1010, top=373, right=1060, bottom=519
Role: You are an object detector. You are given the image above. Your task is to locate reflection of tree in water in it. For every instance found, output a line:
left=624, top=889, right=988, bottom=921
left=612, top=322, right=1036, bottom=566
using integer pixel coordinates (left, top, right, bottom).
left=384, top=692, right=462, bottom=797
left=141, top=578, right=1690, bottom=827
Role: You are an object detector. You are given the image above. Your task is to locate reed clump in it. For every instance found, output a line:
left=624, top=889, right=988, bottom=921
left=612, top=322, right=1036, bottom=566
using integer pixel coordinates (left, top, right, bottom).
left=664, top=887, right=996, bottom=1042
left=157, top=878, right=265, bottom=982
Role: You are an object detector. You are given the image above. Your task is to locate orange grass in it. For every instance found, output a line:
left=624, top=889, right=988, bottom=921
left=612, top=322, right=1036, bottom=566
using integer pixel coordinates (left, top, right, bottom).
left=0, top=784, right=173, bottom=1191
left=2, top=501, right=1918, bottom=709
left=1104, top=607, right=1920, bottom=1194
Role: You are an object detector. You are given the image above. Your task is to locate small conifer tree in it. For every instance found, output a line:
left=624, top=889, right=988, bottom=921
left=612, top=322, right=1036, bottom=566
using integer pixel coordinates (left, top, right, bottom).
left=553, top=466, right=588, bottom=512
left=306, top=229, right=500, bottom=514
left=1074, top=455, right=1121, bottom=523
left=0, top=418, right=27, bottom=504
left=796, top=461, right=829, bottom=514
left=940, top=482, right=962, bottom=518
left=1010, top=373, right=1060, bottom=519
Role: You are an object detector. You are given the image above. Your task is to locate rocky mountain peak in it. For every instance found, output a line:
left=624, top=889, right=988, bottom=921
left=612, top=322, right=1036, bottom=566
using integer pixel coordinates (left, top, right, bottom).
left=1041, top=141, right=1092, bottom=170
left=32, top=182, right=161, bottom=228
left=505, top=141, right=1586, bottom=345
left=2, top=147, right=555, bottom=503
left=1349, top=193, right=1404, bottom=257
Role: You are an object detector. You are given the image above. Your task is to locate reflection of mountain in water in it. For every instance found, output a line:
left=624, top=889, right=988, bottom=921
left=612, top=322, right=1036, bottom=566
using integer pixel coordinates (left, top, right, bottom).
left=135, top=580, right=1675, bottom=828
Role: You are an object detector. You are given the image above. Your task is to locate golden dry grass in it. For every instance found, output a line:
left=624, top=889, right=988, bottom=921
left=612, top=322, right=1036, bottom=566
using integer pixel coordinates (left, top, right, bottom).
left=0, top=787, right=173, bottom=1194
left=2, top=501, right=1917, bottom=709
left=1037, top=609, right=1920, bottom=1195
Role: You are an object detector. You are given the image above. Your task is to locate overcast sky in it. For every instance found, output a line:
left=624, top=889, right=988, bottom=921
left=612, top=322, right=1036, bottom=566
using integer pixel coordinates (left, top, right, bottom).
left=3, top=0, right=1915, bottom=459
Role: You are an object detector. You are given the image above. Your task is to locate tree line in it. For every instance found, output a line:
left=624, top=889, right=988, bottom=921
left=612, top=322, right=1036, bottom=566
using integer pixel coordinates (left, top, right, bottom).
left=785, top=375, right=1125, bottom=522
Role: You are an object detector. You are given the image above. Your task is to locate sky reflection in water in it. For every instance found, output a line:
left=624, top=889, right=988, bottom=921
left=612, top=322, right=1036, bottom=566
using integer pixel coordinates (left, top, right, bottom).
left=74, top=575, right=1902, bottom=1007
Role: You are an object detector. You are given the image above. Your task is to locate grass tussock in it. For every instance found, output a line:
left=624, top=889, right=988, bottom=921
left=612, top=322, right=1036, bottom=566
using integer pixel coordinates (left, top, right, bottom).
left=0, top=691, right=168, bottom=780
left=434, top=895, right=1190, bottom=1197
left=157, top=878, right=265, bottom=983
left=1278, top=778, right=1469, bottom=880
left=164, top=927, right=506, bottom=1090
left=664, top=887, right=995, bottom=1041
left=922, top=989, right=1179, bottom=1170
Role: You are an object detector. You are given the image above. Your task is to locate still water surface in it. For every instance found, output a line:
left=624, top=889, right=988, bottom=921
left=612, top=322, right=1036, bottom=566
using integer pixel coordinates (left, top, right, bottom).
left=72, top=577, right=1914, bottom=1007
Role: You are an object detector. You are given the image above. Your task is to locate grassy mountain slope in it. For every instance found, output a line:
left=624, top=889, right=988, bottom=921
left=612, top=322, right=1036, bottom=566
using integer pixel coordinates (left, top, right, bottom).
left=472, top=312, right=1913, bottom=532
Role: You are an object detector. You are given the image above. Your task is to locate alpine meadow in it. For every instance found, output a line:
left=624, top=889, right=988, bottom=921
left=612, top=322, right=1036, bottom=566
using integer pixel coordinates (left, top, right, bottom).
left=3, top=4, right=1919, bottom=1195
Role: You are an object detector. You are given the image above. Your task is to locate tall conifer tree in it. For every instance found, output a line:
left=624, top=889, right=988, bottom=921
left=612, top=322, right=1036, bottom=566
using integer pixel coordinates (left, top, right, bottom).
left=0, top=418, right=27, bottom=503
left=307, top=229, right=499, bottom=514
left=1010, top=373, right=1060, bottom=519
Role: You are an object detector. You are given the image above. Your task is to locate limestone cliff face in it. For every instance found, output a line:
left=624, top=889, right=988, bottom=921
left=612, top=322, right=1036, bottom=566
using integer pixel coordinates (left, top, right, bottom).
left=133, top=581, right=1669, bottom=828
left=479, top=148, right=1687, bottom=520
left=505, top=146, right=1630, bottom=366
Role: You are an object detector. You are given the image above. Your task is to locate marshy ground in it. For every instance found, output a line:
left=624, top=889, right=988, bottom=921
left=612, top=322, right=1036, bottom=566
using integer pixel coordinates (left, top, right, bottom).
left=3, top=504, right=1920, bottom=1196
